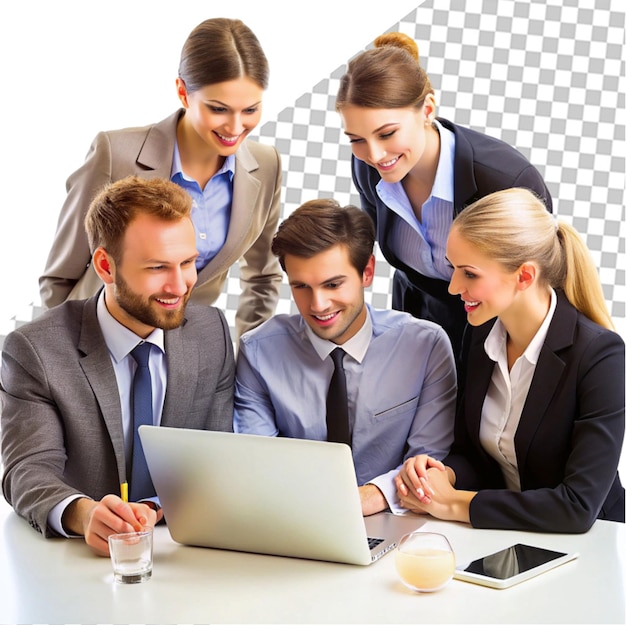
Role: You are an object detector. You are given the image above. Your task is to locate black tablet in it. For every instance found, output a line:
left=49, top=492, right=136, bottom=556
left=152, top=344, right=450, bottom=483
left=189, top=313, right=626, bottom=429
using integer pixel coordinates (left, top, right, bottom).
left=454, top=543, right=578, bottom=589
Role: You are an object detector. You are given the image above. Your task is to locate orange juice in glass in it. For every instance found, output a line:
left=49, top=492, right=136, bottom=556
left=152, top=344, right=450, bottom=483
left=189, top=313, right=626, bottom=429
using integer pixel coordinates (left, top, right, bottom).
left=395, top=531, right=455, bottom=592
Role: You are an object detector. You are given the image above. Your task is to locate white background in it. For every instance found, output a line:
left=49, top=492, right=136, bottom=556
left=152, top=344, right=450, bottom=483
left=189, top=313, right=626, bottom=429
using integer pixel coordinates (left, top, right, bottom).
left=0, top=0, right=422, bottom=330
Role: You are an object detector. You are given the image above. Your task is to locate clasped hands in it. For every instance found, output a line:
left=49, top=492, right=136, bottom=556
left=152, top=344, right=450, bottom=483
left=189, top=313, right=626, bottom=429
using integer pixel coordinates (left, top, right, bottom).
left=395, top=455, right=471, bottom=523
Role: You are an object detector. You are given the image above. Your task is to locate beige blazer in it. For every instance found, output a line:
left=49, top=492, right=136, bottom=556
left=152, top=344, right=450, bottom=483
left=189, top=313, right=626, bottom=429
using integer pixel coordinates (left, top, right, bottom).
left=39, top=110, right=283, bottom=337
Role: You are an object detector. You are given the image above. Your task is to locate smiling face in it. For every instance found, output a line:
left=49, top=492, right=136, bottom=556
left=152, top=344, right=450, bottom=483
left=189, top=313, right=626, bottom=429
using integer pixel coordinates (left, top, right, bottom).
left=446, top=226, right=520, bottom=327
left=177, top=76, right=263, bottom=157
left=285, top=244, right=375, bottom=345
left=339, top=96, right=436, bottom=184
left=95, top=213, right=199, bottom=338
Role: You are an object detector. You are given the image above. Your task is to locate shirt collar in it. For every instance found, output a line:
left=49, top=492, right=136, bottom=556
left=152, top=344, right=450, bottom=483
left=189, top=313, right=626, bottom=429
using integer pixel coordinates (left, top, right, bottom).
left=304, top=305, right=373, bottom=364
left=171, top=141, right=235, bottom=181
left=484, top=288, right=558, bottom=365
left=96, top=290, right=165, bottom=363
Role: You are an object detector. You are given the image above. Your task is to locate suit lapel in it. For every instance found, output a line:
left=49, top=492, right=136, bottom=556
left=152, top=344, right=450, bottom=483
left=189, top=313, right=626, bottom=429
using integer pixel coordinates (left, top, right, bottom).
left=514, top=293, right=575, bottom=478
left=161, top=319, right=197, bottom=427
left=77, top=297, right=127, bottom=483
left=136, top=109, right=183, bottom=175
left=437, top=118, right=479, bottom=214
left=465, top=325, right=496, bottom=445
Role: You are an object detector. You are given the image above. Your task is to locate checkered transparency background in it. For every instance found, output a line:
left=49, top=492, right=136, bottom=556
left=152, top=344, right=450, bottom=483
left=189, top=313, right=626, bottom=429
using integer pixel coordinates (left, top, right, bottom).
left=3, top=0, right=624, bottom=343
left=243, top=0, right=625, bottom=337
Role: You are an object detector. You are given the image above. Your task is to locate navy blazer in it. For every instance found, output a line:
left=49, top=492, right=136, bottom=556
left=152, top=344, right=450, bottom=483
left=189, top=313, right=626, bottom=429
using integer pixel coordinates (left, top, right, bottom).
left=447, top=292, right=625, bottom=533
left=352, top=117, right=553, bottom=356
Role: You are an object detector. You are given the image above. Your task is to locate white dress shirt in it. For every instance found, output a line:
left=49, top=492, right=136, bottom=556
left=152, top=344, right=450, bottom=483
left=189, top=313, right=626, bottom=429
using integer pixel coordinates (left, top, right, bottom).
left=479, top=289, right=557, bottom=490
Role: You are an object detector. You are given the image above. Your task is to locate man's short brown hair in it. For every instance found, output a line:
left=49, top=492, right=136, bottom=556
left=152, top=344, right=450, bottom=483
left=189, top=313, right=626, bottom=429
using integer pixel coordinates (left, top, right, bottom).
left=85, top=176, right=192, bottom=263
left=271, top=199, right=375, bottom=274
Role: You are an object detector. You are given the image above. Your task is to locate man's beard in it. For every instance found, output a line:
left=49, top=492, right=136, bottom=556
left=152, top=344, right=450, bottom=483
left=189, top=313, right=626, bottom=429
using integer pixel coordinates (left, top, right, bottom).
left=114, top=274, right=189, bottom=330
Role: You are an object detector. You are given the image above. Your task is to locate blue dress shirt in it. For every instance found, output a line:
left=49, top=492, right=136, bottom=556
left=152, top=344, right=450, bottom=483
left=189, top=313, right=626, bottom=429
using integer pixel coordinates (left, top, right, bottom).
left=234, top=305, right=457, bottom=512
left=377, top=119, right=456, bottom=281
left=95, top=292, right=167, bottom=468
left=171, top=143, right=234, bottom=271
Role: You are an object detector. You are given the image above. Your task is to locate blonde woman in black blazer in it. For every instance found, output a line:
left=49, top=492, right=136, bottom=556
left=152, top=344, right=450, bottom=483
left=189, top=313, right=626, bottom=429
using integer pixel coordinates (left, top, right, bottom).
left=40, top=19, right=282, bottom=338
left=395, top=189, right=624, bottom=533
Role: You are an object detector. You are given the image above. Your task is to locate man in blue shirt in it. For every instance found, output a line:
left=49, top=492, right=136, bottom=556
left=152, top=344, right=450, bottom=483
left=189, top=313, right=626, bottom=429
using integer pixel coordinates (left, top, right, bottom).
left=234, top=199, right=456, bottom=515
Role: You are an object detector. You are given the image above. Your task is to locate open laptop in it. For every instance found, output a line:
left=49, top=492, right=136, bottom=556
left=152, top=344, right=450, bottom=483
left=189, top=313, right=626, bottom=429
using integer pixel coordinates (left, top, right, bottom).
left=139, top=425, right=424, bottom=565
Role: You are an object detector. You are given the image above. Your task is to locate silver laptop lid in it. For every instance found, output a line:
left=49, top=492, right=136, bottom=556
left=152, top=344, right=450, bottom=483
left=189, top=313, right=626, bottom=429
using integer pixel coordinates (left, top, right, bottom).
left=140, top=426, right=381, bottom=565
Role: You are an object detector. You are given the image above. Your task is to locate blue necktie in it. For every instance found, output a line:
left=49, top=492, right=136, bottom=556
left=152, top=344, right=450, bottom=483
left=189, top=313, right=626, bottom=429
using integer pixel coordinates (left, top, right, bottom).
left=129, top=342, right=155, bottom=501
left=326, top=348, right=351, bottom=446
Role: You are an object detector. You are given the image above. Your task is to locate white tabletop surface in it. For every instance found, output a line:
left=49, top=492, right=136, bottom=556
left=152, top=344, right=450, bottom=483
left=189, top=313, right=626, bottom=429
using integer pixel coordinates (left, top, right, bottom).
left=0, top=496, right=623, bottom=624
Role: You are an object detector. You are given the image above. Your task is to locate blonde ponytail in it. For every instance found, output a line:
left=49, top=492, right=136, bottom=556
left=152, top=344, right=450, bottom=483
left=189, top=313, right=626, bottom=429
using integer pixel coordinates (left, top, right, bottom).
left=557, top=222, right=614, bottom=330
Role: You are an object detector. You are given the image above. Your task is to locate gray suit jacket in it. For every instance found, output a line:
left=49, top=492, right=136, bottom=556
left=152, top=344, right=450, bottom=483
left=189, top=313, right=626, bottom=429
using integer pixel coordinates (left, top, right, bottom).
left=39, top=109, right=283, bottom=337
left=0, top=295, right=235, bottom=537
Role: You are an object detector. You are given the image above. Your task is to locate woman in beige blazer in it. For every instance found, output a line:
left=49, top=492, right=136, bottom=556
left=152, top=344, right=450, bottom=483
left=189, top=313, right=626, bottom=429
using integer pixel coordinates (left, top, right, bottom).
left=39, top=18, right=282, bottom=338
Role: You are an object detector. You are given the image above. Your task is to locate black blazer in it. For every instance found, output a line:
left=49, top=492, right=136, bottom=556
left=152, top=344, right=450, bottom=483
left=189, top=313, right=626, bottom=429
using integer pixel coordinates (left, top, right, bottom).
left=352, top=117, right=553, bottom=356
left=447, top=292, right=625, bottom=533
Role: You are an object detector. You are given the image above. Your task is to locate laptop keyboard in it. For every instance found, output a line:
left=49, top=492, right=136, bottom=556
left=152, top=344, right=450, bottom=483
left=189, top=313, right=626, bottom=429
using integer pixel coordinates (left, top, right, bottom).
left=368, top=537, right=384, bottom=550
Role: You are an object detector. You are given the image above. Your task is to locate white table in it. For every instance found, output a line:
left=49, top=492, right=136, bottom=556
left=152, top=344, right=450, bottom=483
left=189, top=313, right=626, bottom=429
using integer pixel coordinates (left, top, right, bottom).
left=0, top=496, right=623, bottom=624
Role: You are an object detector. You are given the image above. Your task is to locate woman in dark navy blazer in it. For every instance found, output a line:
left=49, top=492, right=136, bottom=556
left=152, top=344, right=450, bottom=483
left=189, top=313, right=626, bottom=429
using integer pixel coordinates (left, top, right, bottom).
left=395, top=188, right=624, bottom=533
left=335, top=33, right=553, bottom=357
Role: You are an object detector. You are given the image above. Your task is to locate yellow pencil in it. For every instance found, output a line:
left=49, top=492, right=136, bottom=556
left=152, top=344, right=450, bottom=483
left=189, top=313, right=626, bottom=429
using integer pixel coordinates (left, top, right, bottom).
left=120, top=482, right=129, bottom=503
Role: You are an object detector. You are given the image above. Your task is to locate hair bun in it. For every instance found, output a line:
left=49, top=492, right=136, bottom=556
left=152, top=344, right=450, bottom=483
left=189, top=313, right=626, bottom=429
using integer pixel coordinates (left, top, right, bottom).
left=373, top=32, right=419, bottom=61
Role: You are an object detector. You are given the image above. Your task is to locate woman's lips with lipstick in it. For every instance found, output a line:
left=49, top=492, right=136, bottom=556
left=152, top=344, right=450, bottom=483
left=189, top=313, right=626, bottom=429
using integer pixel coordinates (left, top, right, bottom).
left=376, top=156, right=399, bottom=172
left=215, top=132, right=240, bottom=146
left=463, top=300, right=480, bottom=313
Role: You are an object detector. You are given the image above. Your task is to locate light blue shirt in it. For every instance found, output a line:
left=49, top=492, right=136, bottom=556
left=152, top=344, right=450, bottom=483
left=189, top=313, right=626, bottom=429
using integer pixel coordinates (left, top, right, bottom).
left=95, top=291, right=167, bottom=466
left=377, top=119, right=455, bottom=280
left=47, top=291, right=167, bottom=536
left=171, top=143, right=235, bottom=271
left=234, top=305, right=457, bottom=512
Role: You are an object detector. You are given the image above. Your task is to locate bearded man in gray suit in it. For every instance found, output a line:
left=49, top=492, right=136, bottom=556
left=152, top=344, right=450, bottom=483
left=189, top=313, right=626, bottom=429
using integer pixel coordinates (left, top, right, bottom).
left=1, top=176, right=235, bottom=556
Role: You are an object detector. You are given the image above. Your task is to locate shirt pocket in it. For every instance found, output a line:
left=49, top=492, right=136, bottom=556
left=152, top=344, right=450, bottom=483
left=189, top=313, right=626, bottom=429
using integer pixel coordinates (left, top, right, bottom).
left=373, top=395, right=419, bottom=421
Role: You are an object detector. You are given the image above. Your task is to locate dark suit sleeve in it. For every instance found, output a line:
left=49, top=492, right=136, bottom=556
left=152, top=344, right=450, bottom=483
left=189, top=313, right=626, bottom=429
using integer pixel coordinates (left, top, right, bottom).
left=467, top=330, right=625, bottom=533
left=351, top=156, right=379, bottom=228
left=509, top=162, right=553, bottom=213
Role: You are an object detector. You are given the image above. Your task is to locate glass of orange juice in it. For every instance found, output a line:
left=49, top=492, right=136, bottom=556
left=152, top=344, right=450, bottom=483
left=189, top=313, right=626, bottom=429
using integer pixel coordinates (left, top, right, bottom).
left=395, top=531, right=455, bottom=592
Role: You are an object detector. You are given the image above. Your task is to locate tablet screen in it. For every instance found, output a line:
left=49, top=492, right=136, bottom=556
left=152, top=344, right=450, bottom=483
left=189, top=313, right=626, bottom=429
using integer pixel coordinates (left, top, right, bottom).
left=461, top=544, right=568, bottom=580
